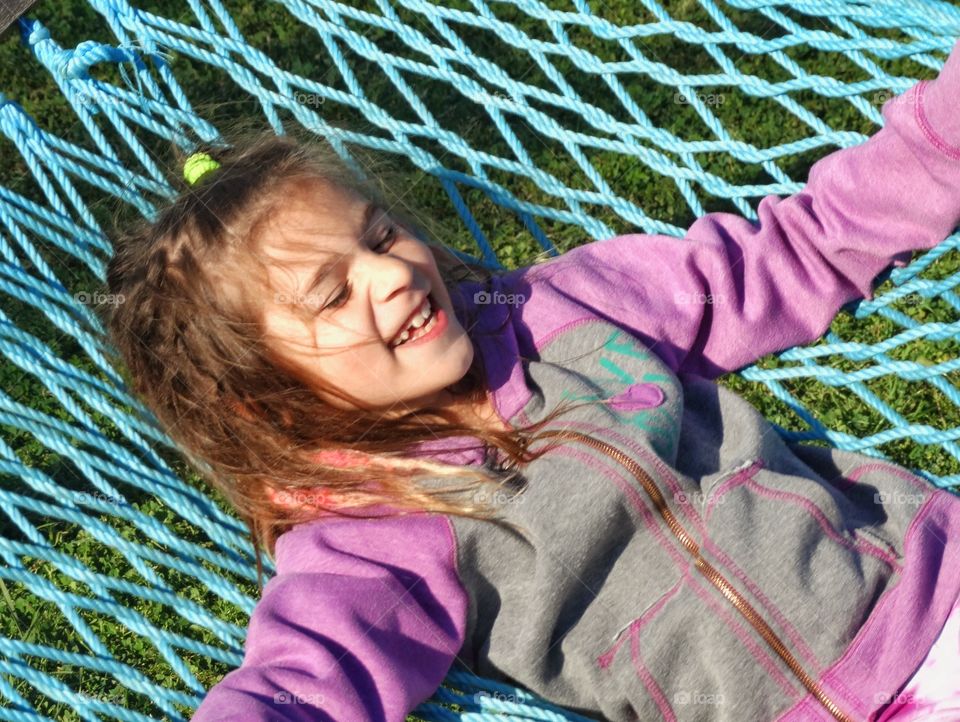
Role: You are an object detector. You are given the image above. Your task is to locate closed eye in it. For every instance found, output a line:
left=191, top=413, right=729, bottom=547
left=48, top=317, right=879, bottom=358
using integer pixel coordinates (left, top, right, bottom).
left=318, top=225, right=399, bottom=314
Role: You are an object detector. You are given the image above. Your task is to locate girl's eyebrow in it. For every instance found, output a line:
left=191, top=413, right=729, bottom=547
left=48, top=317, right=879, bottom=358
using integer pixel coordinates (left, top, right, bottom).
left=301, top=200, right=379, bottom=300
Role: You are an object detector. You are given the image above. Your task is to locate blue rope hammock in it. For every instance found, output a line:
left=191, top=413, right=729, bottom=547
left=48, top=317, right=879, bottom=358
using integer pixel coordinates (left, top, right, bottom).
left=0, top=0, right=959, bottom=719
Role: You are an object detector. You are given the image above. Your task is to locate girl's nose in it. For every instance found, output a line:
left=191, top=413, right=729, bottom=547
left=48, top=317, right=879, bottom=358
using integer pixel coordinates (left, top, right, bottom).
left=359, top=250, right=419, bottom=304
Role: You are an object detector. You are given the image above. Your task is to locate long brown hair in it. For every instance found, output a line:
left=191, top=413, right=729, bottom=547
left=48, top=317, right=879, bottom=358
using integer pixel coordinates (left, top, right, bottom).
left=101, top=123, right=597, bottom=590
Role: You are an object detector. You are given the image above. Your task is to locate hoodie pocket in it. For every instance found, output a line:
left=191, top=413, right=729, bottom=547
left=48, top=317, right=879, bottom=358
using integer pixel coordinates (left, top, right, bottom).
left=700, top=461, right=899, bottom=680
left=696, top=457, right=763, bottom=521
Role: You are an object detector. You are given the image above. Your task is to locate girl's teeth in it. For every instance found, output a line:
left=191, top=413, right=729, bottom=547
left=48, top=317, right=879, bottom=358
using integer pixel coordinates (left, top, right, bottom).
left=409, top=300, right=431, bottom=328
left=392, top=303, right=437, bottom=347
left=393, top=317, right=437, bottom=348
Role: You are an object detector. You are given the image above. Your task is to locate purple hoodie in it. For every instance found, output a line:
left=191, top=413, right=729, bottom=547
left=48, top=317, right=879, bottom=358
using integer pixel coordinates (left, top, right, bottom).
left=190, top=38, right=960, bottom=722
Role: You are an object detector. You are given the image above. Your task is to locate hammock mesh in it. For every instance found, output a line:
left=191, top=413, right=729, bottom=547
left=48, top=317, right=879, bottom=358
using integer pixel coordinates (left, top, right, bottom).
left=1, top=0, right=959, bottom=719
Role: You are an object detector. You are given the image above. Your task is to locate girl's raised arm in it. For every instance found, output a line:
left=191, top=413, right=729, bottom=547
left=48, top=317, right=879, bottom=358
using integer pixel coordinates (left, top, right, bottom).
left=189, top=513, right=468, bottom=722
left=507, top=38, right=960, bottom=380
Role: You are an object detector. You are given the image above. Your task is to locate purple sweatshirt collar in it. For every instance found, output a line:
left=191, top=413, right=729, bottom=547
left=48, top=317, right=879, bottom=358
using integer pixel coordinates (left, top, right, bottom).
left=405, top=274, right=533, bottom=466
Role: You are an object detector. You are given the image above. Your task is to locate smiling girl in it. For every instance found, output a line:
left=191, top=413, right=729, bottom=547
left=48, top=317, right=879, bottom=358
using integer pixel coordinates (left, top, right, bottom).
left=104, top=40, right=960, bottom=722
left=254, top=176, right=494, bottom=423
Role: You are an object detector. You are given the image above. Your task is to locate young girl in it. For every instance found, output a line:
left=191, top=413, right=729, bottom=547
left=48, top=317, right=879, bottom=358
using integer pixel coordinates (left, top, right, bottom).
left=103, top=40, right=960, bottom=722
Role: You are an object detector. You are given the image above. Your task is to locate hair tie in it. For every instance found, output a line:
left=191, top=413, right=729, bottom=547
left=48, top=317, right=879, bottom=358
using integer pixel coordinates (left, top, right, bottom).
left=183, top=151, right=220, bottom=186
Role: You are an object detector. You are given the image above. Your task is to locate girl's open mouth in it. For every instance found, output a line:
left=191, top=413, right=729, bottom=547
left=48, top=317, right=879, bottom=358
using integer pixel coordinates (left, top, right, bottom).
left=389, top=294, right=445, bottom=348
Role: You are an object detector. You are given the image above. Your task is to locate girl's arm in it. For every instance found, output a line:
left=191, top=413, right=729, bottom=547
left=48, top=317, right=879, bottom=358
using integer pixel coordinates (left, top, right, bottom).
left=507, top=38, right=960, bottom=380
left=189, top=512, right=468, bottom=722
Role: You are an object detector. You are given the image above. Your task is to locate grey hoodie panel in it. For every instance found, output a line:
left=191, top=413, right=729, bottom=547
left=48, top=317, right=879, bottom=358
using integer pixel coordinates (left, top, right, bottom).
left=445, top=317, right=941, bottom=721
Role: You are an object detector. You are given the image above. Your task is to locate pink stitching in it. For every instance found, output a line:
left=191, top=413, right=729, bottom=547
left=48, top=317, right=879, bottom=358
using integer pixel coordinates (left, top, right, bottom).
left=739, top=477, right=901, bottom=571
left=914, top=80, right=960, bottom=161
left=596, top=575, right=683, bottom=722
left=686, top=568, right=799, bottom=698
left=551, top=422, right=825, bottom=666
left=540, top=422, right=845, bottom=676
left=775, top=694, right=820, bottom=722
left=439, top=514, right=473, bottom=661
left=817, top=492, right=949, bottom=711
left=553, top=446, right=688, bottom=569
left=535, top=315, right=604, bottom=352
left=558, top=442, right=801, bottom=696
left=597, top=576, right=684, bottom=669
left=557, top=420, right=706, bottom=532
left=704, top=460, right=765, bottom=521
left=596, top=633, right=628, bottom=670
left=441, top=515, right=464, bottom=587
left=630, top=618, right=679, bottom=722
left=699, top=536, right=823, bottom=671
left=846, top=462, right=930, bottom=492
left=626, top=441, right=704, bottom=528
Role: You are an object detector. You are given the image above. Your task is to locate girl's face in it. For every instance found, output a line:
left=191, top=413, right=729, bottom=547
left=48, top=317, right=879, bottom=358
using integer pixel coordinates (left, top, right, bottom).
left=257, top=179, right=475, bottom=415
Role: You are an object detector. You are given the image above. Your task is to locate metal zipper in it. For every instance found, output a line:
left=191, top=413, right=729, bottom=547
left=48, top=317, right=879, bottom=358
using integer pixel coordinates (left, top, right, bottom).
left=539, top=428, right=854, bottom=722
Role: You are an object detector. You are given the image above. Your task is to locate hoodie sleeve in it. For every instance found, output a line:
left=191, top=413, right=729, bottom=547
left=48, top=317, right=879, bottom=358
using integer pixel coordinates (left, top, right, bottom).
left=508, top=38, right=960, bottom=381
left=189, top=512, right=469, bottom=722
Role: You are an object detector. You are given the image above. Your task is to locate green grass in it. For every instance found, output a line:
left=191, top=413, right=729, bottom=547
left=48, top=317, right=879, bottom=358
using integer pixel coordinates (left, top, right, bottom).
left=1, top=0, right=959, bottom=720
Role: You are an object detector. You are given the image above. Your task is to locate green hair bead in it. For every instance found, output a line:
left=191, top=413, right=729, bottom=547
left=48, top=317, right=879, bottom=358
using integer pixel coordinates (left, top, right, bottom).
left=183, top=151, right=220, bottom=186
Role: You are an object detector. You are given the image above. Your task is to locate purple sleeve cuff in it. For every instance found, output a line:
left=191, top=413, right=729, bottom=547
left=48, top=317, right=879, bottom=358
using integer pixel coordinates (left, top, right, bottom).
left=190, top=513, right=468, bottom=722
